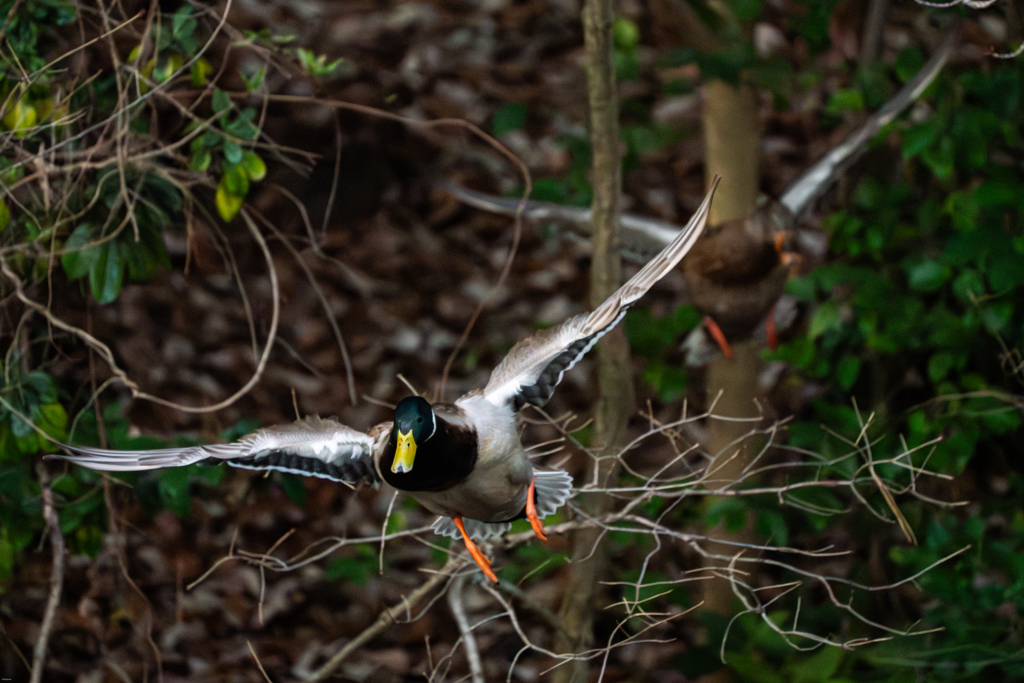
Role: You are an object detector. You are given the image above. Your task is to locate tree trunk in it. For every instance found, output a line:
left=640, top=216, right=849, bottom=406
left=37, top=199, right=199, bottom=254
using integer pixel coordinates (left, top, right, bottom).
left=698, top=80, right=762, bottom=683
left=551, top=0, right=632, bottom=680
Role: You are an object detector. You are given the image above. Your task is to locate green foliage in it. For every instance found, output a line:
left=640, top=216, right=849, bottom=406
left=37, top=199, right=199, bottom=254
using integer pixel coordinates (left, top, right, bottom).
left=324, top=544, right=378, bottom=585
left=0, top=0, right=76, bottom=73
left=0, top=362, right=67, bottom=459
left=185, top=88, right=264, bottom=221
left=790, top=0, right=844, bottom=54
left=625, top=305, right=701, bottom=402
left=295, top=47, right=353, bottom=78
left=492, top=103, right=528, bottom=136
left=0, top=1, right=287, bottom=594
left=522, top=130, right=594, bottom=207
left=60, top=172, right=178, bottom=303
left=767, top=58, right=1024, bottom=682
left=613, top=17, right=641, bottom=82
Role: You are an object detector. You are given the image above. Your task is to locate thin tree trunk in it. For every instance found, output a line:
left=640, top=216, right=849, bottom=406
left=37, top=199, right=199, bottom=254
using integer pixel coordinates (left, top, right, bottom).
left=698, top=79, right=762, bottom=683
left=551, top=0, right=632, bottom=680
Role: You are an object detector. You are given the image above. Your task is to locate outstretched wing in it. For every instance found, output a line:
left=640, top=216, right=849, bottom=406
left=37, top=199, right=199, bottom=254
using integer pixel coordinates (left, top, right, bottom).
left=49, top=416, right=381, bottom=488
left=480, top=180, right=718, bottom=410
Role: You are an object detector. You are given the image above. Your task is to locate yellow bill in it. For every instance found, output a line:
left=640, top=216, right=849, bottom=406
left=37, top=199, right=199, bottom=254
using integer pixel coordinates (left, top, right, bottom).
left=391, top=429, right=417, bottom=473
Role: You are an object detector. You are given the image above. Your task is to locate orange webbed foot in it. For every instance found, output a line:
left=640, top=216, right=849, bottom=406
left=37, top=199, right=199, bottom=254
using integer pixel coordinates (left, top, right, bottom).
left=453, top=516, right=498, bottom=583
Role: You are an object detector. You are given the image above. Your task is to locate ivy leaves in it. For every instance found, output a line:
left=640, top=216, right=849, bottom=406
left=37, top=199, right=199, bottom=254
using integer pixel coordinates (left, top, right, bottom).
left=61, top=173, right=179, bottom=304
left=188, top=89, right=266, bottom=222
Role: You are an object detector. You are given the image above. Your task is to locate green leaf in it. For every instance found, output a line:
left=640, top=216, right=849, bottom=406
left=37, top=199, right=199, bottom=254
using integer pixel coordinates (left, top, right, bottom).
left=295, top=48, right=349, bottom=77
left=922, top=135, right=955, bottom=180
left=974, top=178, right=1019, bottom=208
left=492, top=103, right=528, bottom=137
left=894, top=46, right=925, bottom=83
left=241, top=65, right=267, bottom=93
left=203, top=130, right=223, bottom=147
left=952, top=269, right=985, bottom=302
left=193, top=463, right=225, bottom=485
left=227, top=109, right=260, bottom=141
left=222, top=163, right=249, bottom=197
left=120, top=233, right=156, bottom=282
left=216, top=182, right=243, bottom=221
left=223, top=140, right=243, bottom=164
left=240, top=151, right=266, bottom=181
left=808, top=300, right=843, bottom=340
left=36, top=403, right=67, bottom=446
left=62, top=223, right=99, bottom=279
left=789, top=0, right=841, bottom=53
left=907, top=260, right=950, bottom=292
left=159, top=467, right=192, bottom=518
left=23, top=372, right=57, bottom=403
left=981, top=301, right=1013, bottom=333
left=825, top=88, right=864, bottom=115
left=612, top=17, right=640, bottom=50
left=151, top=54, right=184, bottom=84
left=190, top=148, right=212, bottom=172
left=728, top=653, right=786, bottom=683
left=191, top=58, right=212, bottom=87
left=754, top=510, right=788, bottom=546
left=835, top=356, right=861, bottom=390
left=989, top=251, right=1024, bottom=291
left=172, top=6, right=196, bottom=39
left=705, top=499, right=747, bottom=533
left=785, top=276, right=816, bottom=302
left=280, top=473, right=307, bottom=506
left=323, top=547, right=377, bottom=586
left=59, top=489, right=102, bottom=535
left=928, top=351, right=956, bottom=383
left=789, top=645, right=843, bottom=683
left=902, top=118, right=939, bottom=159
left=89, top=242, right=124, bottom=304
left=0, top=199, right=9, bottom=232
left=212, top=89, right=232, bottom=114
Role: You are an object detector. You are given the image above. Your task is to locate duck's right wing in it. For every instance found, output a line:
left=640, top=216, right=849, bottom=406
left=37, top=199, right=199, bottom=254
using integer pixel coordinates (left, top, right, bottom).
left=480, top=179, right=718, bottom=410
left=48, top=416, right=382, bottom=488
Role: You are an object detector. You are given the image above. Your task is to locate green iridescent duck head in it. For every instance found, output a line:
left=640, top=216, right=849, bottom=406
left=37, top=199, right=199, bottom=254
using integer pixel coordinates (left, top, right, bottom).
left=390, top=396, right=436, bottom=474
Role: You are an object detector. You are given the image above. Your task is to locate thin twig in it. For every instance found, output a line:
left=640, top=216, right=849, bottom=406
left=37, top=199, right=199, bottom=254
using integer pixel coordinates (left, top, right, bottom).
left=447, top=574, right=485, bottom=683
left=30, top=463, right=66, bottom=683
left=248, top=641, right=274, bottom=683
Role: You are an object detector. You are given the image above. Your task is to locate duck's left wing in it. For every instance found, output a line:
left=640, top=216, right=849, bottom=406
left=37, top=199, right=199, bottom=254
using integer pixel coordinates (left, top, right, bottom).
left=49, top=416, right=381, bottom=488
left=482, top=180, right=718, bottom=409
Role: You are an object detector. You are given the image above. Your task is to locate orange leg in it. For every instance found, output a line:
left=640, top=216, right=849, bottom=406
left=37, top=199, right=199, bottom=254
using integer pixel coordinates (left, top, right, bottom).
left=770, top=231, right=802, bottom=270
left=773, top=231, right=788, bottom=255
left=703, top=316, right=734, bottom=359
left=765, top=303, right=779, bottom=352
left=526, top=477, right=548, bottom=542
left=453, top=516, right=498, bottom=583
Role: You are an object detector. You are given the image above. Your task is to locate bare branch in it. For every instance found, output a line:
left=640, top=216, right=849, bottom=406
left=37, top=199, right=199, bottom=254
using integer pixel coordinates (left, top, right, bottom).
left=30, top=464, right=66, bottom=683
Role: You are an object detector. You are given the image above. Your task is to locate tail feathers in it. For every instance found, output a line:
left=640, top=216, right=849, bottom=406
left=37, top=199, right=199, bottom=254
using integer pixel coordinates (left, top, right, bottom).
left=431, top=468, right=574, bottom=541
left=532, top=469, right=573, bottom=519
left=431, top=517, right=511, bottom=541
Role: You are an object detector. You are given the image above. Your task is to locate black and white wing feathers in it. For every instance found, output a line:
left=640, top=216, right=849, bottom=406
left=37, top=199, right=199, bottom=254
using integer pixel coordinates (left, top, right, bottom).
left=51, top=416, right=381, bottom=488
left=481, top=179, right=718, bottom=409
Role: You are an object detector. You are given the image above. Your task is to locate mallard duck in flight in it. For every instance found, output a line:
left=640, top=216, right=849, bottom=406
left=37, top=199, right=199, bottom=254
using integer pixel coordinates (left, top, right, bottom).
left=51, top=181, right=718, bottom=582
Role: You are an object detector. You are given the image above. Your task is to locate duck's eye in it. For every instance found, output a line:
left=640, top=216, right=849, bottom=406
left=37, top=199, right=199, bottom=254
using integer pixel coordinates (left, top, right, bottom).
left=417, top=417, right=423, bottom=423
